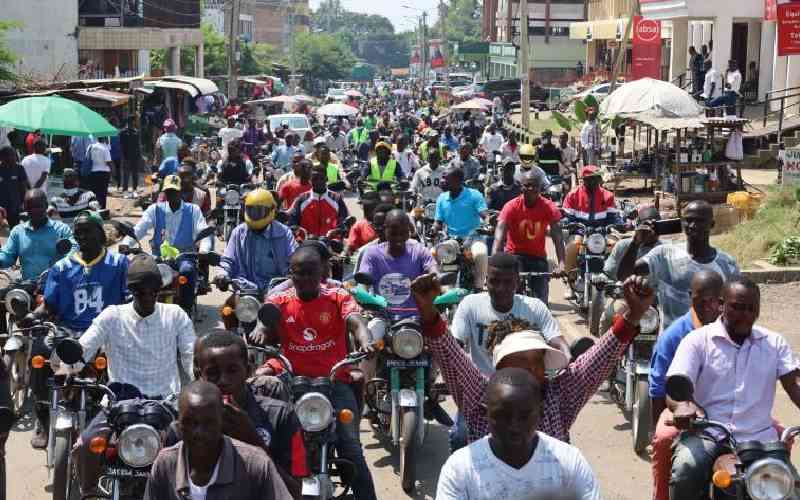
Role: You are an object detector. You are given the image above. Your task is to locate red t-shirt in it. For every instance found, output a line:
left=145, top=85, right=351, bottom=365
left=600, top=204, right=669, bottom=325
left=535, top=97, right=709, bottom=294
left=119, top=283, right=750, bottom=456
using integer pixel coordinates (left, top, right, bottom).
left=279, top=179, right=311, bottom=210
left=498, top=195, right=561, bottom=257
left=268, top=287, right=359, bottom=378
left=25, top=133, right=38, bottom=155
left=347, top=219, right=377, bottom=251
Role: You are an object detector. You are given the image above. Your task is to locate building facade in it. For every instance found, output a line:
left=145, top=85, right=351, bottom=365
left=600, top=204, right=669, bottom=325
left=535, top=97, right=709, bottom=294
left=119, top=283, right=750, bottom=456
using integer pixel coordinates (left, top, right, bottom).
left=253, top=0, right=311, bottom=52
left=203, top=0, right=255, bottom=42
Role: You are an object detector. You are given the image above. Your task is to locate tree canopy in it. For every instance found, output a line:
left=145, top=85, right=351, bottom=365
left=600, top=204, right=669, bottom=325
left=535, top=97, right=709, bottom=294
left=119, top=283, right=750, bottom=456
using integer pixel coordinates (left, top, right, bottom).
left=290, top=32, right=356, bottom=82
left=0, top=21, right=19, bottom=83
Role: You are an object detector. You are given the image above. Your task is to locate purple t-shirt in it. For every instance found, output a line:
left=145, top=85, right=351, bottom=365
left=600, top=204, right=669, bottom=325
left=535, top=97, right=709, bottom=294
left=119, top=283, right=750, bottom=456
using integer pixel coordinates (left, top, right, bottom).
left=358, top=241, right=437, bottom=318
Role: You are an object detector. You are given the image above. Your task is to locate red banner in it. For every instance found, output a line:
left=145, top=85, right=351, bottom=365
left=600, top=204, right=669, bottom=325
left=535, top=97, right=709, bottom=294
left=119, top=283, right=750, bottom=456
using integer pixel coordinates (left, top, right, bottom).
left=778, top=2, right=800, bottom=56
left=767, top=0, right=778, bottom=20
left=631, top=16, right=662, bottom=81
left=410, top=47, right=420, bottom=65
left=429, top=39, right=445, bottom=69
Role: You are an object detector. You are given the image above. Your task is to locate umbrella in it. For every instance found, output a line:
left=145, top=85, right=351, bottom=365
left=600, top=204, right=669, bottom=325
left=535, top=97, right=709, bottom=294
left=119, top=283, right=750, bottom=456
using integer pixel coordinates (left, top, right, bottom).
left=469, top=97, right=494, bottom=108
left=245, top=95, right=298, bottom=106
left=0, top=95, right=118, bottom=137
left=292, top=94, right=315, bottom=103
left=599, top=77, right=703, bottom=118
left=451, top=99, right=488, bottom=111
left=392, top=89, right=411, bottom=96
left=345, top=89, right=363, bottom=98
left=317, top=103, right=359, bottom=117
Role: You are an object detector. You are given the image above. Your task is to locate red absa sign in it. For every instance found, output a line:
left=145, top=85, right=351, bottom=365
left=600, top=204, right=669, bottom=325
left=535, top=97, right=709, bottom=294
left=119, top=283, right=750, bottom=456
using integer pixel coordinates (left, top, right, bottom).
left=631, top=16, right=662, bottom=81
left=778, top=2, right=800, bottom=56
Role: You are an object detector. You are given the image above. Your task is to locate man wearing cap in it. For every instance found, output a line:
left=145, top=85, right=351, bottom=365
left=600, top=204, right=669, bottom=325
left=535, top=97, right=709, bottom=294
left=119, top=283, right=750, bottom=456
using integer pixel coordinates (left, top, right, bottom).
left=580, top=108, right=602, bottom=165
left=410, top=271, right=655, bottom=445
left=75, top=252, right=196, bottom=494
left=433, top=166, right=489, bottom=290
left=24, top=210, right=128, bottom=448
left=306, top=136, right=341, bottom=165
left=363, top=141, right=404, bottom=189
left=158, top=162, right=211, bottom=217
left=122, top=175, right=213, bottom=311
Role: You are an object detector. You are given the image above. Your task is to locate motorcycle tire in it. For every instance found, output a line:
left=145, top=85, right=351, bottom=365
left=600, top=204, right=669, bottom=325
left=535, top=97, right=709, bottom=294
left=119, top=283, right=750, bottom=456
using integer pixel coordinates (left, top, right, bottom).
left=51, top=431, right=78, bottom=500
left=588, top=288, right=604, bottom=338
left=632, top=375, right=652, bottom=455
left=4, top=352, right=27, bottom=416
left=399, top=407, right=418, bottom=494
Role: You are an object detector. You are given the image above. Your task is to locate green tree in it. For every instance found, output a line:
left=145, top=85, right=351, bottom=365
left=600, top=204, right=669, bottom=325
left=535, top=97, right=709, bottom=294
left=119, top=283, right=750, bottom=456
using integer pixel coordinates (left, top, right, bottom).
left=290, top=32, right=356, bottom=82
left=441, top=0, right=482, bottom=46
left=0, top=21, right=20, bottom=82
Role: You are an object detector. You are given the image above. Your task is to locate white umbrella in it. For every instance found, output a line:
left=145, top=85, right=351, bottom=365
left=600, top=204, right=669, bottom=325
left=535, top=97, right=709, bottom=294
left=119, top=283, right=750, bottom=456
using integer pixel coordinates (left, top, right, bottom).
left=317, top=103, right=359, bottom=117
left=292, top=94, right=315, bottom=103
left=451, top=99, right=489, bottom=111
left=345, top=89, right=363, bottom=98
left=244, top=95, right=297, bottom=106
left=599, top=78, right=703, bottom=118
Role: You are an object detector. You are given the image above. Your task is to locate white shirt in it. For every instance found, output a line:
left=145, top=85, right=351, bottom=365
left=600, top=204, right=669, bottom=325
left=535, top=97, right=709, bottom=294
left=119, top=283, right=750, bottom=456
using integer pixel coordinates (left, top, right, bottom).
left=411, top=164, right=447, bottom=204
left=500, top=142, right=520, bottom=163
left=436, top=433, right=601, bottom=500
left=79, top=303, right=196, bottom=398
left=480, top=132, right=504, bottom=153
left=124, top=201, right=212, bottom=253
left=188, top=454, right=221, bottom=500
left=727, top=69, right=742, bottom=94
left=396, top=148, right=420, bottom=177
left=492, top=96, right=504, bottom=113
left=559, top=144, right=578, bottom=175
left=580, top=121, right=601, bottom=152
left=21, top=153, right=51, bottom=191
left=703, top=69, right=723, bottom=99
left=87, top=142, right=112, bottom=173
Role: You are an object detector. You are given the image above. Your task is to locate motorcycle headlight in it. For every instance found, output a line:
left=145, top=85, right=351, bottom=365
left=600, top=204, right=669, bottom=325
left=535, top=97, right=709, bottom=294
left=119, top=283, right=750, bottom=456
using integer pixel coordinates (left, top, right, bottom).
left=224, top=190, right=240, bottom=206
left=118, top=423, right=161, bottom=468
left=295, top=392, right=334, bottom=432
left=639, top=307, right=659, bottom=334
left=4, top=289, right=31, bottom=318
left=391, top=328, right=424, bottom=360
left=745, top=458, right=794, bottom=500
left=585, top=233, right=607, bottom=254
left=435, top=240, right=459, bottom=264
left=424, top=203, right=436, bottom=220
left=235, top=295, right=260, bottom=323
left=157, top=263, right=176, bottom=288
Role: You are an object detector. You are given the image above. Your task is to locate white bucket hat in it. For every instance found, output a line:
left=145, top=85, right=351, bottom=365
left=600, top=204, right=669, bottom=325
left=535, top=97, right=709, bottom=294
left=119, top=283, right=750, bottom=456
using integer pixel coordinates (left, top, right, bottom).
left=492, top=330, right=569, bottom=371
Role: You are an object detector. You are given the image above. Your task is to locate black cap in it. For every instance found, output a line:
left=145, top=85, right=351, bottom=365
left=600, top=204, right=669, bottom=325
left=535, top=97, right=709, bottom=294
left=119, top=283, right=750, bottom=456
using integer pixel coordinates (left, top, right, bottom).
left=127, top=254, right=161, bottom=287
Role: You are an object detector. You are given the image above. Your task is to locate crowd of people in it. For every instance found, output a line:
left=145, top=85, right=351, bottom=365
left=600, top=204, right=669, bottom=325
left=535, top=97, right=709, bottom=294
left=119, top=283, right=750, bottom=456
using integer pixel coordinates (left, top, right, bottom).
left=0, top=78, right=795, bottom=500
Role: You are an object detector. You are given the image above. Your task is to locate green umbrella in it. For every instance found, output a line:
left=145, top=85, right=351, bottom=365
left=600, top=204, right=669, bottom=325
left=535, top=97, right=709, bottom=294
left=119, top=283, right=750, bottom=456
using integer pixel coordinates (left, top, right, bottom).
left=0, top=95, right=118, bottom=137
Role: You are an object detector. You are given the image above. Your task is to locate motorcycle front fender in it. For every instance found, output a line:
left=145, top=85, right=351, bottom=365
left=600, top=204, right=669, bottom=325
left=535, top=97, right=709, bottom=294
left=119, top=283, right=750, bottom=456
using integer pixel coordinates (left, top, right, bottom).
left=3, top=335, right=23, bottom=351
left=54, top=410, right=76, bottom=431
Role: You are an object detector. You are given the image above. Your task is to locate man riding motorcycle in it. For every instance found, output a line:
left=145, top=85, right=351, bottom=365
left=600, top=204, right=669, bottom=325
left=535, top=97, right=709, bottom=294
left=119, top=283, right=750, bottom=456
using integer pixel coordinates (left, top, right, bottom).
left=410, top=148, right=446, bottom=207
left=215, top=189, right=297, bottom=296
left=514, top=143, right=548, bottom=185
left=158, top=162, right=211, bottom=217
left=121, top=175, right=213, bottom=310
left=24, top=211, right=127, bottom=449
left=536, top=129, right=562, bottom=177
left=216, top=141, right=253, bottom=186
left=287, top=162, right=349, bottom=238
left=363, top=141, right=404, bottom=189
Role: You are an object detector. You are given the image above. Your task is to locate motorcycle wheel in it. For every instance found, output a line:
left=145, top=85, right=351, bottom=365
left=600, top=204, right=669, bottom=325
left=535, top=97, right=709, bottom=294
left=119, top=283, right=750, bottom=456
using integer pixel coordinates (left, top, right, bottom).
left=399, top=407, right=418, bottom=494
left=51, top=431, right=77, bottom=500
left=4, top=352, right=27, bottom=416
left=588, top=287, right=604, bottom=337
left=632, top=375, right=652, bottom=455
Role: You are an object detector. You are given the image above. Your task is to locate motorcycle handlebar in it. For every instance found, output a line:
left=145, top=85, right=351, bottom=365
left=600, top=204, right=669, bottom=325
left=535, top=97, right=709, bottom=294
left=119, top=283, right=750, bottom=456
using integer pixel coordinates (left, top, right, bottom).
left=329, top=351, right=370, bottom=382
left=247, top=345, right=294, bottom=375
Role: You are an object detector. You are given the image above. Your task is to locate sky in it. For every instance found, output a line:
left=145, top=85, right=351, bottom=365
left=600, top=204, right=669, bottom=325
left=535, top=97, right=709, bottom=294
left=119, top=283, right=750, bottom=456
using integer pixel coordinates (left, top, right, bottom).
left=308, top=0, right=441, bottom=32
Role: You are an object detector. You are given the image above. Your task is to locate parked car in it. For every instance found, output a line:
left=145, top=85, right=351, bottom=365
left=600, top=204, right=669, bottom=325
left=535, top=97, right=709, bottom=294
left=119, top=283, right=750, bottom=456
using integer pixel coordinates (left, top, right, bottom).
left=268, top=113, right=311, bottom=137
left=571, top=82, right=612, bottom=103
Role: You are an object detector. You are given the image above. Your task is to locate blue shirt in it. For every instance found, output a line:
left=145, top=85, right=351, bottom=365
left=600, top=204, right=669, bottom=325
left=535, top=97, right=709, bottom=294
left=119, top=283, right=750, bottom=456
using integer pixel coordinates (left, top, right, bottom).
left=219, top=221, right=297, bottom=293
left=435, top=187, right=487, bottom=238
left=649, top=310, right=697, bottom=399
left=44, top=249, right=128, bottom=331
left=0, top=219, right=75, bottom=280
left=109, top=136, right=122, bottom=161
left=157, top=133, right=182, bottom=159
left=441, top=134, right=459, bottom=152
left=271, top=144, right=304, bottom=169
left=70, top=135, right=94, bottom=162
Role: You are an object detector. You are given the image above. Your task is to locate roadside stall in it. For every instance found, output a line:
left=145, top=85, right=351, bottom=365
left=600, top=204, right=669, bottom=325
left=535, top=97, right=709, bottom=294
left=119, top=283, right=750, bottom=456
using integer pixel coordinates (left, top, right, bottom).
left=141, top=76, right=224, bottom=144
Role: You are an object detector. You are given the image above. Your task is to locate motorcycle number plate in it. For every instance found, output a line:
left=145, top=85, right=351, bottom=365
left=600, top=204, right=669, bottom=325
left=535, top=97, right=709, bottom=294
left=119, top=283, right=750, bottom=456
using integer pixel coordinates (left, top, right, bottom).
left=399, top=388, right=417, bottom=407
left=441, top=264, right=459, bottom=272
left=386, top=357, right=430, bottom=369
left=302, top=477, right=321, bottom=496
left=55, top=412, right=75, bottom=431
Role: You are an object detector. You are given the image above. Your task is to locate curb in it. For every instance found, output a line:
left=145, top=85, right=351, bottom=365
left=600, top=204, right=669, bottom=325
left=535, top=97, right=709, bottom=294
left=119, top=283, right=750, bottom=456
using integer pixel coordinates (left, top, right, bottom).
left=741, top=267, right=800, bottom=284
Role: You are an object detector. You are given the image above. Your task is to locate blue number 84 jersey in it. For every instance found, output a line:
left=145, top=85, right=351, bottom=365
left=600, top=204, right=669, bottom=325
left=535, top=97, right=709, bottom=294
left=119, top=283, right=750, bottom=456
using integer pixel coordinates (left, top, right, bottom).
left=44, top=250, right=129, bottom=332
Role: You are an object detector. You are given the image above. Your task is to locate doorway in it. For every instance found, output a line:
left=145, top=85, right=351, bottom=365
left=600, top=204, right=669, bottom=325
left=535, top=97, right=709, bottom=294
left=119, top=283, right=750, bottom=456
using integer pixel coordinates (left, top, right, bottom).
left=731, top=23, right=748, bottom=79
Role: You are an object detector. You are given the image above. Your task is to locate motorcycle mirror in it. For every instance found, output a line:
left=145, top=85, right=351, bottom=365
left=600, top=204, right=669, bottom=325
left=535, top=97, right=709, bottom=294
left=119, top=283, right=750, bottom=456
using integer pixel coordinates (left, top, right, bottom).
left=0, top=406, right=14, bottom=433
left=55, top=337, right=84, bottom=365
left=257, top=303, right=282, bottom=328
left=353, top=272, right=374, bottom=286
left=195, top=226, right=216, bottom=242
left=55, top=238, right=72, bottom=257
left=111, top=220, right=137, bottom=240
left=665, top=374, right=694, bottom=402
left=569, top=336, right=595, bottom=361
left=437, top=272, right=458, bottom=286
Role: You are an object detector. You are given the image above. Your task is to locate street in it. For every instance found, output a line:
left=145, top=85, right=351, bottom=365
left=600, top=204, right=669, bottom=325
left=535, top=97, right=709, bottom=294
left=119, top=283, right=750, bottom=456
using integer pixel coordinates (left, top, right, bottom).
left=5, top=193, right=800, bottom=500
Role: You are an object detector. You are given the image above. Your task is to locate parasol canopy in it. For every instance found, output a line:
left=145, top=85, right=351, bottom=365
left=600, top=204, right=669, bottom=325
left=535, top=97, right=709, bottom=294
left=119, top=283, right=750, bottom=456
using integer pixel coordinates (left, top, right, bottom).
left=599, top=77, right=703, bottom=118
left=344, top=89, right=363, bottom=98
left=451, top=98, right=490, bottom=111
left=317, top=103, right=359, bottom=117
left=245, top=95, right=298, bottom=106
left=0, top=95, right=118, bottom=137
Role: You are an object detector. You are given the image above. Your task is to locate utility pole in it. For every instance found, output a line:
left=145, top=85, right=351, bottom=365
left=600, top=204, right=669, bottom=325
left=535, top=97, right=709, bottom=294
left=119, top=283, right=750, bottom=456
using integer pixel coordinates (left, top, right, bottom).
left=520, top=0, right=531, bottom=129
left=227, top=0, right=241, bottom=100
left=421, top=12, right=428, bottom=87
left=440, top=0, right=450, bottom=94
left=609, top=0, right=640, bottom=93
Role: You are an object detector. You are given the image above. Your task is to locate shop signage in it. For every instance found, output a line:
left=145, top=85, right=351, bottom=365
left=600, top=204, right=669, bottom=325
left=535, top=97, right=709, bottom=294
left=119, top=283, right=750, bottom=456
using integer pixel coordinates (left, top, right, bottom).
left=631, top=16, right=661, bottom=81
left=429, top=39, right=445, bottom=69
left=778, top=2, right=800, bottom=56
left=782, top=148, right=800, bottom=185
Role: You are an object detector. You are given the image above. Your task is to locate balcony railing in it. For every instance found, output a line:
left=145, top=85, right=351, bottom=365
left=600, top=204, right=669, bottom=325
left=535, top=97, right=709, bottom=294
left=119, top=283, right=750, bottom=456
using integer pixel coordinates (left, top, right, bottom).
left=79, top=0, right=200, bottom=29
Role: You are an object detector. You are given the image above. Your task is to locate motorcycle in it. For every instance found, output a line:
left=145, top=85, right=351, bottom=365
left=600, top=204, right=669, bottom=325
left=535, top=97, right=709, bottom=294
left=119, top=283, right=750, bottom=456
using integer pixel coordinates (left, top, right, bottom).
left=432, top=220, right=495, bottom=292
left=49, top=338, right=176, bottom=500
left=542, top=174, right=566, bottom=205
left=213, top=182, right=256, bottom=242
left=113, top=221, right=220, bottom=318
left=564, top=222, right=622, bottom=323
left=666, top=374, right=800, bottom=500
left=347, top=272, right=461, bottom=494
left=600, top=278, right=661, bottom=454
left=411, top=203, right=437, bottom=248
left=30, top=326, right=108, bottom=500
left=247, top=313, right=369, bottom=500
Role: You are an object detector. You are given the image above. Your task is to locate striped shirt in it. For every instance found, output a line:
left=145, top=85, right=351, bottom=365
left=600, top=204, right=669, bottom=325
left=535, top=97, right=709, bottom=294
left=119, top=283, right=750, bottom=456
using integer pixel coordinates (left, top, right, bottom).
left=49, top=189, right=98, bottom=224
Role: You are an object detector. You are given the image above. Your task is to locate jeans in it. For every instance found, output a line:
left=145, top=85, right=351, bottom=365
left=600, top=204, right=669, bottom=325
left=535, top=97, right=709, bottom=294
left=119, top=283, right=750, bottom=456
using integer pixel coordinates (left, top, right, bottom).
left=449, top=411, right=468, bottom=453
left=708, top=91, right=738, bottom=114
left=331, top=383, right=376, bottom=500
left=669, top=432, right=727, bottom=500
left=87, top=171, right=111, bottom=209
left=515, top=254, right=550, bottom=306
left=121, top=156, right=139, bottom=191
